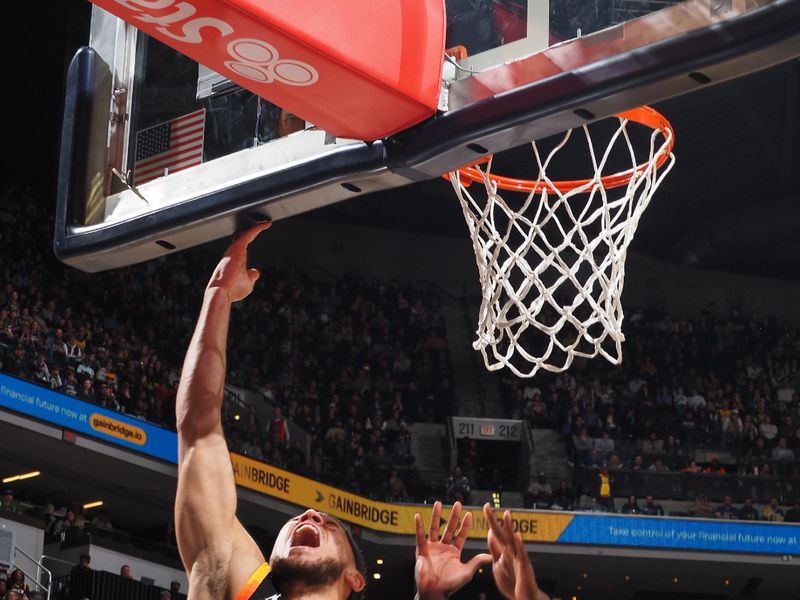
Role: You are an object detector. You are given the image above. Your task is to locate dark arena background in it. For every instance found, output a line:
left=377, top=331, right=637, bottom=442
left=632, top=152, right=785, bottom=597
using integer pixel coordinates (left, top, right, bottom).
left=1, top=1, right=800, bottom=599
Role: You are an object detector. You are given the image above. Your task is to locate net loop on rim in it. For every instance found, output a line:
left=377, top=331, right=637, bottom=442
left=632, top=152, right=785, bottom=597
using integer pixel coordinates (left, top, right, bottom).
left=447, top=106, right=676, bottom=378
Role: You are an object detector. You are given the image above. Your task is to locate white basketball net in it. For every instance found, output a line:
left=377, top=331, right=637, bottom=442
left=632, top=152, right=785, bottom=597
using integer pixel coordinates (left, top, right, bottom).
left=449, top=110, right=675, bottom=378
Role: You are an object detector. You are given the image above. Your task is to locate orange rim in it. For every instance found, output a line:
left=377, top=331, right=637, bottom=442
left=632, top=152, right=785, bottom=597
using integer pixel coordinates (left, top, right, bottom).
left=448, top=106, right=675, bottom=194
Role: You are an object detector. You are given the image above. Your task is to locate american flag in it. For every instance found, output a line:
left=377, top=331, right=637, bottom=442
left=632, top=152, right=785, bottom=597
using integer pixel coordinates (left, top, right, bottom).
left=133, top=109, right=206, bottom=185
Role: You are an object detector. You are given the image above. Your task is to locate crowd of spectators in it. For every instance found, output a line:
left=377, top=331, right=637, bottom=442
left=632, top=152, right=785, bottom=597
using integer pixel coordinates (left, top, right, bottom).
left=521, top=470, right=800, bottom=522
left=10, top=178, right=800, bottom=526
left=217, top=249, right=456, bottom=501
left=1, top=486, right=172, bottom=554
left=498, top=301, right=800, bottom=513
left=60, top=552, right=184, bottom=600
left=0, top=184, right=455, bottom=506
left=0, top=567, right=32, bottom=600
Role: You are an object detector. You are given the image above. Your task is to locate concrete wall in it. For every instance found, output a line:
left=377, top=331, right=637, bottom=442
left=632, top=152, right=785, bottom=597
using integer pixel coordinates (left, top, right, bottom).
left=0, top=515, right=44, bottom=580
left=257, top=218, right=476, bottom=295
left=623, top=251, right=800, bottom=320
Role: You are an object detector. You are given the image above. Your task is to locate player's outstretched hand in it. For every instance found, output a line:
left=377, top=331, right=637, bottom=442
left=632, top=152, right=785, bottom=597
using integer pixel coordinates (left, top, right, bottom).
left=484, top=503, right=550, bottom=600
left=207, top=222, right=271, bottom=302
left=414, top=501, right=492, bottom=600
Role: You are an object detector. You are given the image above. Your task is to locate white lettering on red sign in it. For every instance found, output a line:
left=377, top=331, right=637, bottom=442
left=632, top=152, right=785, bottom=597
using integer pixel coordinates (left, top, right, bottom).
left=112, top=0, right=319, bottom=86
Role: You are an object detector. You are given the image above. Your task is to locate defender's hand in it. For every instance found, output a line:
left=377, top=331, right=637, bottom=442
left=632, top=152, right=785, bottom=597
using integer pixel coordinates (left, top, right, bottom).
left=207, top=222, right=271, bottom=302
left=414, top=501, right=492, bottom=600
left=484, top=503, right=548, bottom=600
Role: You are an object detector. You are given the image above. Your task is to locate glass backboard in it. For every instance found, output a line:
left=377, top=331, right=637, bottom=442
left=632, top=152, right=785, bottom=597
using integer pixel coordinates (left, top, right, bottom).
left=56, top=0, right=800, bottom=271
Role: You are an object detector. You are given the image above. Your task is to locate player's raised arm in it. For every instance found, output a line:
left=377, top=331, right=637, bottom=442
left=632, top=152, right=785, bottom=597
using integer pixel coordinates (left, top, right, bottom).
left=174, top=223, right=270, bottom=600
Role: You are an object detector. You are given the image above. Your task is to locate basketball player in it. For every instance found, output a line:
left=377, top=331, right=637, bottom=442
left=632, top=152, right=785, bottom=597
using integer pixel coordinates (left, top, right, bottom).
left=174, top=223, right=548, bottom=600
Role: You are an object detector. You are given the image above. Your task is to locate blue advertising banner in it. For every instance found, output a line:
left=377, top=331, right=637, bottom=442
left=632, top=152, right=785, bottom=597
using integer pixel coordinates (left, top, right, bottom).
left=0, top=373, right=177, bottom=463
left=557, top=514, right=800, bottom=555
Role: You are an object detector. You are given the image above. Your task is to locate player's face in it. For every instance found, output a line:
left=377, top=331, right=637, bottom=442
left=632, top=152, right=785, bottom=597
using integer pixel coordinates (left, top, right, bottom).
left=270, top=509, right=353, bottom=569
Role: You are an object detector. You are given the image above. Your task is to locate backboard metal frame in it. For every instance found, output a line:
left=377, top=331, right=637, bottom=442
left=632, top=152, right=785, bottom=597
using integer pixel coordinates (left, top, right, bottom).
left=56, top=0, right=800, bottom=272
left=456, top=0, right=550, bottom=72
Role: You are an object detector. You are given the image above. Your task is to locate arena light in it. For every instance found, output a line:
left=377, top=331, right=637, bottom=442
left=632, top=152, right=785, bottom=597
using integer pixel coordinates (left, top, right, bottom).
left=375, top=559, right=383, bottom=565
left=83, top=500, right=104, bottom=509
left=3, top=470, right=41, bottom=483
left=372, top=573, right=381, bottom=580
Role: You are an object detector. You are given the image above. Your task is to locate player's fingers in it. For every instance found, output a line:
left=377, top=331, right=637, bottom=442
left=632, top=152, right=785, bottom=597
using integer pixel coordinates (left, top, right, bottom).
left=484, top=504, right=508, bottom=545
left=503, top=510, right=516, bottom=551
left=466, top=553, right=493, bottom=574
left=483, top=502, right=496, bottom=525
left=429, top=501, right=442, bottom=541
left=453, top=510, right=472, bottom=550
left=487, top=530, right=502, bottom=561
left=247, top=268, right=261, bottom=284
left=414, top=513, right=427, bottom=555
left=484, top=504, right=499, bottom=533
left=236, top=221, right=272, bottom=247
left=441, top=502, right=461, bottom=544
left=513, top=531, right=526, bottom=559
left=512, top=532, right=538, bottom=591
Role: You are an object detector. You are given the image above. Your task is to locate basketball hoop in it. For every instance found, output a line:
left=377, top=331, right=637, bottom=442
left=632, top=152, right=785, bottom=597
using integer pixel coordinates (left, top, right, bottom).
left=447, top=106, right=675, bottom=378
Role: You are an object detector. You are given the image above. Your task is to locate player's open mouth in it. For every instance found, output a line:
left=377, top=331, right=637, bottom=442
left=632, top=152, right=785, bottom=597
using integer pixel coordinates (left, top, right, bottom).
left=291, top=524, right=321, bottom=548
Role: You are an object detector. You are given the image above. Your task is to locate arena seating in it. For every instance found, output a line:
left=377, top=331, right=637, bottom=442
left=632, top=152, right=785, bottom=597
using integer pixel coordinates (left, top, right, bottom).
left=498, top=303, right=800, bottom=518
left=0, top=186, right=453, bottom=507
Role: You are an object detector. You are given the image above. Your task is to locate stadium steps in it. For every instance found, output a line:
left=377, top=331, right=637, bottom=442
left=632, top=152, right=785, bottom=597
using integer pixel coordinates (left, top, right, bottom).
left=528, top=429, right=572, bottom=482
left=441, top=305, right=501, bottom=417
left=409, top=422, right=449, bottom=486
